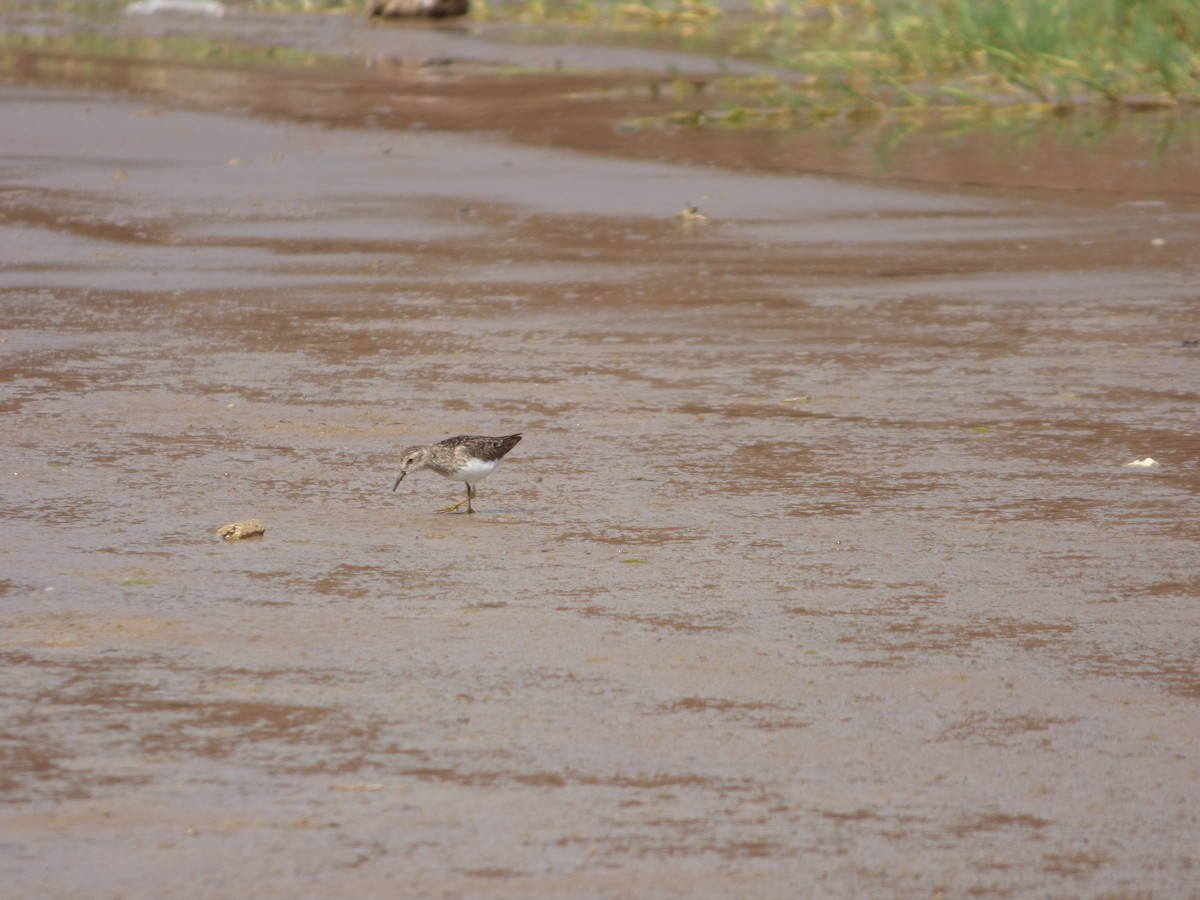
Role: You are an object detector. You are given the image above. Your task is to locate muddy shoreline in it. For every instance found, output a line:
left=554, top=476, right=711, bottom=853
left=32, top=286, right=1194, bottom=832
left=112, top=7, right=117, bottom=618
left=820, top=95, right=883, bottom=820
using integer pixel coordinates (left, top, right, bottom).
left=2, top=10, right=1199, bottom=898
left=8, top=8, right=1200, bottom=197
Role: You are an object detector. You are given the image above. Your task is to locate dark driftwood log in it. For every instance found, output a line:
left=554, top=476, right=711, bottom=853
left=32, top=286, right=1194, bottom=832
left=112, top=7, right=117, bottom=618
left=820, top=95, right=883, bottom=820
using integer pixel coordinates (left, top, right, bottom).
left=368, top=0, right=468, bottom=18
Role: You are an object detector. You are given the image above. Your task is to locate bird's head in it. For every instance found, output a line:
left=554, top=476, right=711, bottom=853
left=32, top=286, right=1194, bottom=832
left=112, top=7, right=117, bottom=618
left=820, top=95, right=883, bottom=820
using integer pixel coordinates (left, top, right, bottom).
left=392, top=445, right=429, bottom=491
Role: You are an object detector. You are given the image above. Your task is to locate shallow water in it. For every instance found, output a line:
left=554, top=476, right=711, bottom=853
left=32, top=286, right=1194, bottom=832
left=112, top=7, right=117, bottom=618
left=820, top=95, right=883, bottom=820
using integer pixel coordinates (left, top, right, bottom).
left=2, top=9, right=1200, bottom=898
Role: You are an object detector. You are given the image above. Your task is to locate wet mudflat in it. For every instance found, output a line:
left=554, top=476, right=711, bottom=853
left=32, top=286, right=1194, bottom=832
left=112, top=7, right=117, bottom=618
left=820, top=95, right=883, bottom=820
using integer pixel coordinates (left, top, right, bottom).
left=2, top=12, right=1200, bottom=899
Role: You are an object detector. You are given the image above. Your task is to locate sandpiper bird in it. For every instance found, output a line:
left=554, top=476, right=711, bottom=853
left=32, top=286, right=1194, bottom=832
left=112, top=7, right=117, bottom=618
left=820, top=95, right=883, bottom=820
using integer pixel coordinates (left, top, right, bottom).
left=392, top=433, right=522, bottom=514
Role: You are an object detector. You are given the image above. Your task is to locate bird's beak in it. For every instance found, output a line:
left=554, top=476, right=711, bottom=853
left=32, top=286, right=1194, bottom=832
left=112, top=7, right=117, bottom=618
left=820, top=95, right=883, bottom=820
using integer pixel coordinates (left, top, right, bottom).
left=392, top=471, right=406, bottom=491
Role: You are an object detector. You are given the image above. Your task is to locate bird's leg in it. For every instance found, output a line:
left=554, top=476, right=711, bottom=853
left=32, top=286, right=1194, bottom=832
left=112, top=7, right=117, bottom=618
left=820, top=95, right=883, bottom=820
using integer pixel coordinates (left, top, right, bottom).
left=438, top=485, right=472, bottom=514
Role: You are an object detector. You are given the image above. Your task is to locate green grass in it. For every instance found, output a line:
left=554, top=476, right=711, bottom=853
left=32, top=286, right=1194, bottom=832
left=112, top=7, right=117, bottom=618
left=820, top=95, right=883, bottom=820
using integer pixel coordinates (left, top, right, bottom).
left=54, top=0, right=1195, bottom=120
left=857, top=0, right=1200, bottom=110
left=464, top=0, right=1200, bottom=119
left=0, top=30, right=340, bottom=69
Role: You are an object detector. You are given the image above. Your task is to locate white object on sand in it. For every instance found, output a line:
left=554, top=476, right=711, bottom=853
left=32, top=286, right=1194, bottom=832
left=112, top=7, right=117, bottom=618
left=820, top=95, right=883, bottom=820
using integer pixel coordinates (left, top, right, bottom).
left=1124, top=458, right=1159, bottom=468
left=126, top=0, right=225, bottom=16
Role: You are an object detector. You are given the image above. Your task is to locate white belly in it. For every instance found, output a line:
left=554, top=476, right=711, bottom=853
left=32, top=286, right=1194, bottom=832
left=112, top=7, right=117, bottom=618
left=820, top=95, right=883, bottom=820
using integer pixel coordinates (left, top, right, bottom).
left=443, top=457, right=498, bottom=484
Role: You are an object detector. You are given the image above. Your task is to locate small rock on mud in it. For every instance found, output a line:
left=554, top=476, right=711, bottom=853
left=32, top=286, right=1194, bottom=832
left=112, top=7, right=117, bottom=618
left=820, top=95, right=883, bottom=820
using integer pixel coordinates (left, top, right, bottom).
left=217, top=518, right=266, bottom=540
